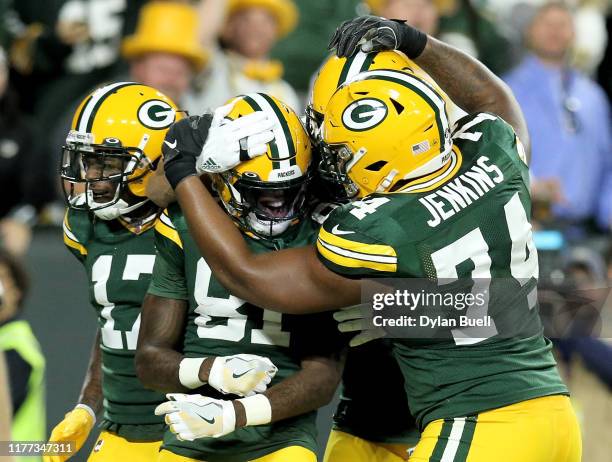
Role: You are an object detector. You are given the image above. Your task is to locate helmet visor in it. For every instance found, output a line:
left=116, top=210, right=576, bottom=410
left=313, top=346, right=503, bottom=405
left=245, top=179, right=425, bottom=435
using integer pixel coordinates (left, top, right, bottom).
left=60, top=142, right=150, bottom=211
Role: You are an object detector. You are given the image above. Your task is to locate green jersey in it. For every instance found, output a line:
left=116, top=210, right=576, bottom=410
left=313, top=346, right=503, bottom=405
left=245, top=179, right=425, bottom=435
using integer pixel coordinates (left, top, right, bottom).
left=148, top=205, right=343, bottom=462
left=62, top=209, right=166, bottom=441
left=316, top=113, right=568, bottom=430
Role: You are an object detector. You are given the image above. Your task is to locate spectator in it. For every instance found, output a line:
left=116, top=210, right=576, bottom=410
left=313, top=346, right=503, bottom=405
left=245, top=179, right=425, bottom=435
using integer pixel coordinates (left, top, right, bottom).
left=121, top=0, right=206, bottom=105
left=185, top=0, right=300, bottom=113
left=487, top=0, right=609, bottom=76
left=504, top=1, right=612, bottom=235
left=0, top=250, right=45, bottom=461
left=0, top=46, right=52, bottom=257
left=364, top=0, right=515, bottom=75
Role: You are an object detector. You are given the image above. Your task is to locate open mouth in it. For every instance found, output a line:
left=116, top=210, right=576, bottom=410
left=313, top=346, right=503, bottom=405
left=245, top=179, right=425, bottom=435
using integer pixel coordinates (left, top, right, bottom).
left=257, top=194, right=291, bottom=218
left=89, top=185, right=117, bottom=204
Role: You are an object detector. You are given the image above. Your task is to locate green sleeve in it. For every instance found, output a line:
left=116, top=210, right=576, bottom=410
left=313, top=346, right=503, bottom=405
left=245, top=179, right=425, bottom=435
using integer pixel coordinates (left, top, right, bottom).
left=315, top=203, right=399, bottom=278
left=62, top=208, right=88, bottom=263
left=148, top=212, right=188, bottom=300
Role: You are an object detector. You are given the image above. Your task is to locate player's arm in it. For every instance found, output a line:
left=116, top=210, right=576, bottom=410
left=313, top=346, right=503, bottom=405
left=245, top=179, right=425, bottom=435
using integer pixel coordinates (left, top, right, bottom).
left=259, top=351, right=344, bottom=424
left=136, top=294, right=190, bottom=392
left=329, top=16, right=530, bottom=158
left=146, top=160, right=176, bottom=208
left=76, top=329, right=103, bottom=413
left=45, top=331, right=101, bottom=462
left=176, top=177, right=360, bottom=314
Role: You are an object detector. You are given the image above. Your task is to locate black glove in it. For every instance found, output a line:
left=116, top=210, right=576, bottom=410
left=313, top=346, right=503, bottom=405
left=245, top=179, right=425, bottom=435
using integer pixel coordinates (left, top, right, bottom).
left=328, top=15, right=427, bottom=59
left=162, top=114, right=213, bottom=189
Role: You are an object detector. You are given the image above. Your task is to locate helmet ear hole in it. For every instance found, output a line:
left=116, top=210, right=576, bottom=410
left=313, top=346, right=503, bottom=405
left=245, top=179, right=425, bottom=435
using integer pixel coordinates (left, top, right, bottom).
left=365, top=160, right=388, bottom=172
left=389, top=98, right=404, bottom=115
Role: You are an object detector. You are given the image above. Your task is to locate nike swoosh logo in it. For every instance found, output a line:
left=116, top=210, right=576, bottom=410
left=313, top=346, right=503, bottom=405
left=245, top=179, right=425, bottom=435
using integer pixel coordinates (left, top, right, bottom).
left=193, top=409, right=216, bottom=425
left=232, top=369, right=253, bottom=379
left=331, top=224, right=354, bottom=235
left=164, top=139, right=177, bottom=149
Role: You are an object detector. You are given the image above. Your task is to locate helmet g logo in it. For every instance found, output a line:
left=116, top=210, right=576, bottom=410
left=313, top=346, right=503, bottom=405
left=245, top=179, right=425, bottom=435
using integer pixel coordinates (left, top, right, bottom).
left=342, top=98, right=387, bottom=131
left=137, top=100, right=176, bottom=129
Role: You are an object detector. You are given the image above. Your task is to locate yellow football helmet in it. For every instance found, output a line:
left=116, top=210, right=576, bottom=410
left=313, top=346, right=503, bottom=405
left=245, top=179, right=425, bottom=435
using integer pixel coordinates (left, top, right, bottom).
left=320, top=69, right=453, bottom=199
left=60, top=82, right=182, bottom=219
left=213, top=93, right=312, bottom=238
left=307, top=50, right=417, bottom=143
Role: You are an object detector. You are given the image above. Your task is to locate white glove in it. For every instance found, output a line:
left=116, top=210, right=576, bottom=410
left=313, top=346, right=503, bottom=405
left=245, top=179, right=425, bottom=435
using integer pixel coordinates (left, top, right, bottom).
left=334, top=303, right=387, bottom=347
left=196, top=102, right=275, bottom=174
left=207, top=353, right=278, bottom=397
left=155, top=393, right=236, bottom=440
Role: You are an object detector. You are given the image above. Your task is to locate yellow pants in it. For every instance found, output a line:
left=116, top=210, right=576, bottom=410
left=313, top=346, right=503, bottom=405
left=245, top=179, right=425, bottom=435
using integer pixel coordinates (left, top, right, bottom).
left=157, top=445, right=316, bottom=462
left=87, top=431, right=161, bottom=462
left=323, top=429, right=412, bottom=461
left=410, top=395, right=581, bottom=462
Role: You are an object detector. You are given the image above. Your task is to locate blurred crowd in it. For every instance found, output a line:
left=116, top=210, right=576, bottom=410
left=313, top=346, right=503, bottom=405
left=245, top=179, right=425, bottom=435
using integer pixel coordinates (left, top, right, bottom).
left=0, top=0, right=611, bottom=460
left=0, top=0, right=610, bottom=251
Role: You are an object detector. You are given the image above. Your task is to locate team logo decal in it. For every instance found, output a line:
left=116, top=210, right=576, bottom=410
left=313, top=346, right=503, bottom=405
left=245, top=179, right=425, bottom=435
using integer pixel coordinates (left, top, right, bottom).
left=342, top=98, right=388, bottom=131
left=137, top=100, right=175, bottom=129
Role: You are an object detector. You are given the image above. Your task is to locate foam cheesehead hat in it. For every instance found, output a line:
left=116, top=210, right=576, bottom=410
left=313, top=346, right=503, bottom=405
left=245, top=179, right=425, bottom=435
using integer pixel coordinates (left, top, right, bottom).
left=122, top=1, right=207, bottom=70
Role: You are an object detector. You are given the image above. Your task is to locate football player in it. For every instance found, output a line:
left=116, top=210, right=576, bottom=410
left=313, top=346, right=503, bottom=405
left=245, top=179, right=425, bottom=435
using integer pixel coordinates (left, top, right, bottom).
left=156, top=16, right=581, bottom=462
left=307, top=50, right=457, bottom=462
left=139, top=93, right=344, bottom=462
left=48, top=83, right=277, bottom=462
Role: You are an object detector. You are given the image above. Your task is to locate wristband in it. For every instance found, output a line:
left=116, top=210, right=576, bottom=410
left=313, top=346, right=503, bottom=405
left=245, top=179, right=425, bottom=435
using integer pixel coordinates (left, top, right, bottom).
left=393, top=19, right=428, bottom=59
left=75, top=403, right=96, bottom=424
left=178, top=357, right=207, bottom=389
left=237, top=394, right=272, bottom=426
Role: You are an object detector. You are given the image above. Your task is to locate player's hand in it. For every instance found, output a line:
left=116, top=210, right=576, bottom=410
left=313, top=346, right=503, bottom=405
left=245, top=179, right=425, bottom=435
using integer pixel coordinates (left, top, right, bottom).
left=334, top=303, right=387, bottom=347
left=328, top=15, right=427, bottom=59
left=155, top=393, right=236, bottom=440
left=43, top=405, right=95, bottom=462
left=206, top=353, right=278, bottom=397
left=196, top=102, right=275, bottom=174
left=162, top=115, right=213, bottom=189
